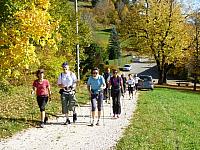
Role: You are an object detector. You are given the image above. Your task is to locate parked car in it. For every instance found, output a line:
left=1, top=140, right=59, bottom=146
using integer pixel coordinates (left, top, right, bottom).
left=137, top=75, right=154, bottom=90
left=121, top=64, right=132, bottom=71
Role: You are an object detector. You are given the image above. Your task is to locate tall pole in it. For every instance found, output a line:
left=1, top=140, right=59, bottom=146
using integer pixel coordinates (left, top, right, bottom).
left=75, top=0, right=80, bottom=81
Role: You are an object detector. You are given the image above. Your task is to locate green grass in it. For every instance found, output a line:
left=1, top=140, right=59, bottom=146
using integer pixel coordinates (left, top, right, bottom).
left=0, top=84, right=89, bottom=139
left=116, top=88, right=200, bottom=150
left=93, top=30, right=110, bottom=47
left=68, top=1, right=92, bottom=7
left=109, top=56, right=132, bottom=67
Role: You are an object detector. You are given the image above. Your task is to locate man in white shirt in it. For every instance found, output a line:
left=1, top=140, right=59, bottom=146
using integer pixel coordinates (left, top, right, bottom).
left=57, top=62, right=77, bottom=125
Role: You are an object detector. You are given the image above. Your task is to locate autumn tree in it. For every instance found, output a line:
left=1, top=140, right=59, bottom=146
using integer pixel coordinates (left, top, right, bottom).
left=187, top=10, right=200, bottom=90
left=0, top=0, right=56, bottom=82
left=119, top=0, right=191, bottom=84
left=94, top=0, right=119, bottom=25
left=49, top=0, right=92, bottom=69
left=0, top=0, right=93, bottom=83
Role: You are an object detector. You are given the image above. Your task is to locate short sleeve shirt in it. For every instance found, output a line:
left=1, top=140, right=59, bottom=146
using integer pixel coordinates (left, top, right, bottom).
left=57, top=72, right=77, bottom=87
left=87, top=75, right=105, bottom=93
left=127, top=78, right=135, bottom=87
left=33, top=79, right=50, bottom=96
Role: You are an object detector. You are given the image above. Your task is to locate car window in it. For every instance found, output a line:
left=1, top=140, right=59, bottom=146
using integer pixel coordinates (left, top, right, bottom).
left=124, top=65, right=131, bottom=67
left=139, top=76, right=152, bottom=81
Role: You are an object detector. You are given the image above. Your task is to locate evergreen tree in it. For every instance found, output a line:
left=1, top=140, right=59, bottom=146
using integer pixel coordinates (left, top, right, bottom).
left=83, top=43, right=104, bottom=73
left=108, top=26, right=121, bottom=60
left=91, top=0, right=100, bottom=8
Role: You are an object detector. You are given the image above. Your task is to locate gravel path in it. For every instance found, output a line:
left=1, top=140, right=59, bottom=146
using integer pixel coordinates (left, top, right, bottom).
left=0, top=93, right=138, bottom=150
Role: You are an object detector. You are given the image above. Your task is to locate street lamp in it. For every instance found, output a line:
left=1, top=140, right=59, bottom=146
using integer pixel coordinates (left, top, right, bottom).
left=75, top=0, right=80, bottom=81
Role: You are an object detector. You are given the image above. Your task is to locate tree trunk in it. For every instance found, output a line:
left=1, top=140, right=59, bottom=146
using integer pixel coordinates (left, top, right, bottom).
left=158, top=69, right=167, bottom=84
left=193, top=74, right=197, bottom=91
left=157, top=63, right=172, bottom=84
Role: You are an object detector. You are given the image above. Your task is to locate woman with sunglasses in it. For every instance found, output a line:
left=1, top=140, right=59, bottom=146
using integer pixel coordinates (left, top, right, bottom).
left=87, top=67, right=106, bottom=126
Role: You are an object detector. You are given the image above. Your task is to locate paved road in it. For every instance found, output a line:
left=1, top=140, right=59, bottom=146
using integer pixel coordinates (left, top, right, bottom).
left=122, top=62, right=199, bottom=87
left=122, top=62, right=158, bottom=79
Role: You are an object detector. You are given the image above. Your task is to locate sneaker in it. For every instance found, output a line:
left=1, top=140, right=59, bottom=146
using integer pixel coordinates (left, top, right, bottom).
left=73, top=113, right=77, bottom=123
left=40, top=122, right=44, bottom=128
left=89, top=120, right=94, bottom=126
left=44, top=116, right=48, bottom=124
left=96, top=120, right=100, bottom=126
left=64, top=119, right=71, bottom=125
left=112, top=115, right=117, bottom=119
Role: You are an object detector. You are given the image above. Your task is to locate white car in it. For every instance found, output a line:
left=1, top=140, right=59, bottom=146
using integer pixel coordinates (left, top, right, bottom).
left=122, top=64, right=132, bottom=71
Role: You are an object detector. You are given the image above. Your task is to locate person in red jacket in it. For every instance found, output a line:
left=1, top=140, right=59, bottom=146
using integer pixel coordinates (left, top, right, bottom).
left=32, top=69, right=51, bottom=128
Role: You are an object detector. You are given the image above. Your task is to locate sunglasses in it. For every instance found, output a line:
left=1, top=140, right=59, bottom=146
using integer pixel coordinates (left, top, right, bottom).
left=63, top=68, right=68, bottom=70
left=92, top=72, right=98, bottom=74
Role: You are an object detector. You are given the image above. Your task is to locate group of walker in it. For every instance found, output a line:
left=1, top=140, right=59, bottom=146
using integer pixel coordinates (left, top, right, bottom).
left=31, top=62, right=139, bottom=128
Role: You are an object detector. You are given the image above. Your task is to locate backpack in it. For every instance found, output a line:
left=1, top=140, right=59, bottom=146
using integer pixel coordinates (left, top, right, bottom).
left=110, top=76, right=121, bottom=96
left=110, top=76, right=121, bottom=90
left=59, top=72, right=74, bottom=94
left=103, top=72, right=111, bottom=83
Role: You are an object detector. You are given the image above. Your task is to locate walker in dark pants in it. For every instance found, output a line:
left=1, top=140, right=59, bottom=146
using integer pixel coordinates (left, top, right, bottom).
left=111, top=88, right=121, bottom=118
left=128, top=85, right=134, bottom=99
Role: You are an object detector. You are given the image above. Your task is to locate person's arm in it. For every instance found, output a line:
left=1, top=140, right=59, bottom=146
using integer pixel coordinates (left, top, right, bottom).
left=108, top=78, right=111, bottom=89
left=57, top=73, right=65, bottom=89
left=71, top=72, right=77, bottom=89
left=87, top=77, right=92, bottom=96
left=31, top=86, right=36, bottom=95
left=101, top=76, right=106, bottom=90
left=32, top=81, right=37, bottom=95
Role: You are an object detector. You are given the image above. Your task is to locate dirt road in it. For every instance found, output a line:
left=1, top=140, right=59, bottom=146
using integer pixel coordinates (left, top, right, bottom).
left=0, top=93, right=138, bottom=150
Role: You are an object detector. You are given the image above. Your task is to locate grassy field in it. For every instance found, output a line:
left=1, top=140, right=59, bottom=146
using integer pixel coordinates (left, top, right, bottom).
left=93, top=30, right=110, bottom=48
left=116, top=88, right=200, bottom=150
left=0, top=84, right=89, bottom=139
left=109, top=56, right=132, bottom=67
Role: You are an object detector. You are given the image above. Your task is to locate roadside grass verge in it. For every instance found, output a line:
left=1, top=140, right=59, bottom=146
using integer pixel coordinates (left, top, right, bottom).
left=109, top=56, right=132, bottom=67
left=116, top=88, right=200, bottom=149
left=0, top=84, right=89, bottom=139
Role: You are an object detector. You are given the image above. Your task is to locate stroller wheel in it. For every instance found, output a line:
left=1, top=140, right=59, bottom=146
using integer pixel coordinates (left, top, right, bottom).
left=73, top=113, right=77, bottom=123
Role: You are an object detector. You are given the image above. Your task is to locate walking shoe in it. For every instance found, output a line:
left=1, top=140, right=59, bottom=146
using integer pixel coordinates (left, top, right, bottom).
left=64, top=119, right=71, bottom=125
left=40, top=122, right=44, bottom=128
left=89, top=120, right=94, bottom=127
left=44, top=116, right=48, bottom=124
left=96, top=120, right=100, bottom=126
left=73, top=113, right=77, bottom=123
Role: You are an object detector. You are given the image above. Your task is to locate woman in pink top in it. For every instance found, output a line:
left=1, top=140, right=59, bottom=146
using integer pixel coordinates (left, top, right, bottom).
left=32, top=69, right=51, bottom=128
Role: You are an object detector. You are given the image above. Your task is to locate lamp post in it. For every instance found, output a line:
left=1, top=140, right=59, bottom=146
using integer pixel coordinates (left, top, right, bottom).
left=75, top=0, right=80, bottom=81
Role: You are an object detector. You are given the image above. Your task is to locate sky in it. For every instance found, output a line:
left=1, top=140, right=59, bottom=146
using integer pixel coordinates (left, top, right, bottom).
left=180, top=0, right=200, bottom=10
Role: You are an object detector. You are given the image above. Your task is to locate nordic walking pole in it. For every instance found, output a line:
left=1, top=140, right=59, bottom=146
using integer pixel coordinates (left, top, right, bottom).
left=102, top=100, right=105, bottom=126
left=31, top=93, right=35, bottom=121
left=109, top=89, right=112, bottom=116
left=89, top=96, right=92, bottom=125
